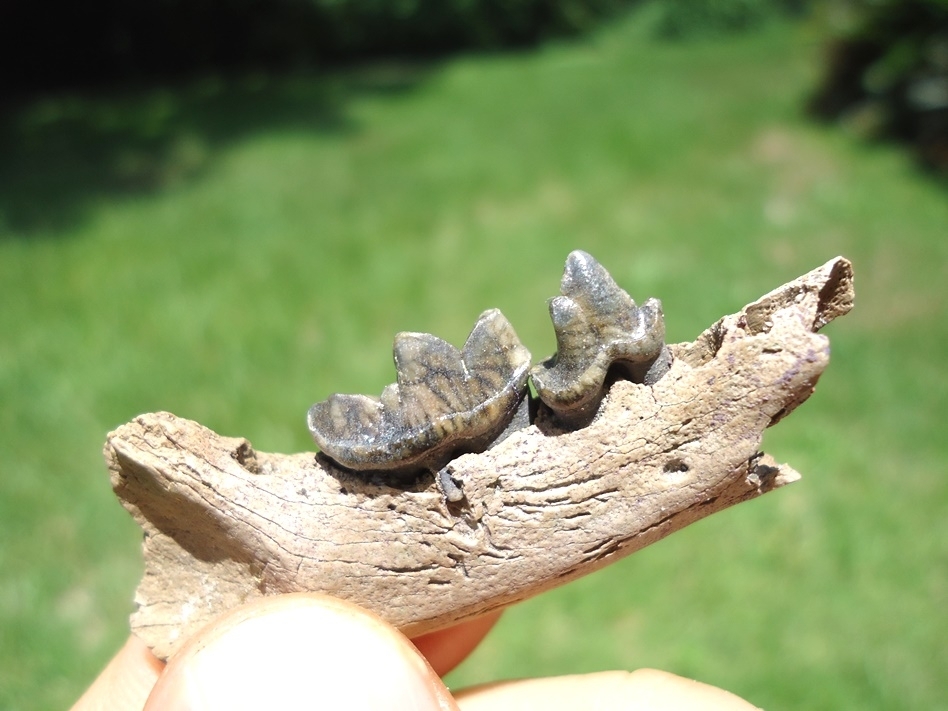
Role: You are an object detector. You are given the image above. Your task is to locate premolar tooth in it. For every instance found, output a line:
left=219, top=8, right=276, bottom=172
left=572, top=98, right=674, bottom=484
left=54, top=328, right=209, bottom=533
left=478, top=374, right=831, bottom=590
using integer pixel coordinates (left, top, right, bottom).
left=531, top=250, right=670, bottom=427
left=308, top=308, right=531, bottom=474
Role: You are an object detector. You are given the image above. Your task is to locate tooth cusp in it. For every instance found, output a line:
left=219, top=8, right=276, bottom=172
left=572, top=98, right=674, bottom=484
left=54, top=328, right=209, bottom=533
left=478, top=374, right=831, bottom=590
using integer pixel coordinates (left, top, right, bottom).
left=530, top=250, right=669, bottom=426
left=307, top=308, right=531, bottom=474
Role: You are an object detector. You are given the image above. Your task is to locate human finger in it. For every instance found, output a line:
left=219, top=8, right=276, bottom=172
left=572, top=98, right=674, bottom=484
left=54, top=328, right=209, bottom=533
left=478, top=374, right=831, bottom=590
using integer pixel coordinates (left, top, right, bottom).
left=68, top=598, right=496, bottom=711
left=70, top=635, right=165, bottom=711
left=411, top=611, right=502, bottom=676
left=143, top=593, right=458, bottom=711
left=454, top=669, right=761, bottom=710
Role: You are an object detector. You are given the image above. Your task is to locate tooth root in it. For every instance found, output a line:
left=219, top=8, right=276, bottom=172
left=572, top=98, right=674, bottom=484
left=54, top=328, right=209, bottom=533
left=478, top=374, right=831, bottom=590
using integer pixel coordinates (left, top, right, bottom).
left=531, top=250, right=669, bottom=427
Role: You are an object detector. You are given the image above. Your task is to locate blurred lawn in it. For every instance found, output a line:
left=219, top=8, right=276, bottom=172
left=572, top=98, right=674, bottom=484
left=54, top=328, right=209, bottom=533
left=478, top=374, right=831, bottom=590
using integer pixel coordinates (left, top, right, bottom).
left=2, top=9, right=947, bottom=710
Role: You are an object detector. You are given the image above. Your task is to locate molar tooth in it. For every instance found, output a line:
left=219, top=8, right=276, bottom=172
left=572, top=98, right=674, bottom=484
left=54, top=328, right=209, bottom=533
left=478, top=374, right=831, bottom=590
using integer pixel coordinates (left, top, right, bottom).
left=308, top=308, right=531, bottom=475
left=531, top=250, right=670, bottom=427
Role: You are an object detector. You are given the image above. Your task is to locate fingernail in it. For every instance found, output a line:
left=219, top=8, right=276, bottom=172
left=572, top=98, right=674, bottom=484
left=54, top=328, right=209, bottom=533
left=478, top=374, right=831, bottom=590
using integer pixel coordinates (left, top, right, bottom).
left=144, top=597, right=455, bottom=711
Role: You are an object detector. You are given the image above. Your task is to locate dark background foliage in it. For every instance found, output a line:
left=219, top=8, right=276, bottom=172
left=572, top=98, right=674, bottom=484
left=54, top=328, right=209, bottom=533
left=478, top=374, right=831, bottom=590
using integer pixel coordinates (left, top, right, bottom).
left=656, top=0, right=807, bottom=37
left=809, top=0, right=948, bottom=174
left=2, top=0, right=634, bottom=99
left=3, top=0, right=814, bottom=100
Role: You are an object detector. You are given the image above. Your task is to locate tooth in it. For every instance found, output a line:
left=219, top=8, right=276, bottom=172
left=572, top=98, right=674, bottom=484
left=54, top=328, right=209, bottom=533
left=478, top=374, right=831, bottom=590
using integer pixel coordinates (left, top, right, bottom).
left=308, top=308, right=531, bottom=474
left=531, top=250, right=670, bottom=427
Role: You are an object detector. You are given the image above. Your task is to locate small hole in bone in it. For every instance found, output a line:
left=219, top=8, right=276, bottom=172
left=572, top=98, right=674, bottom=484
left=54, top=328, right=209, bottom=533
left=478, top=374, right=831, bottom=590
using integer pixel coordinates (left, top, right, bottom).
left=663, top=459, right=690, bottom=474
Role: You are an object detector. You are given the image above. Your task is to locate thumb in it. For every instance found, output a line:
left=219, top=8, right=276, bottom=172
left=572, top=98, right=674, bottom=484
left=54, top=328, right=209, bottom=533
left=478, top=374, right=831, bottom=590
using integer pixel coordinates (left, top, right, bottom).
left=143, top=593, right=457, bottom=711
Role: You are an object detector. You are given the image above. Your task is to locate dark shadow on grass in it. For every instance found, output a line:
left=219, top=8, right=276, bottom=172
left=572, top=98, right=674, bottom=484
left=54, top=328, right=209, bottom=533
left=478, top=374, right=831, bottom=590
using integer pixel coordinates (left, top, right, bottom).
left=0, top=63, right=432, bottom=236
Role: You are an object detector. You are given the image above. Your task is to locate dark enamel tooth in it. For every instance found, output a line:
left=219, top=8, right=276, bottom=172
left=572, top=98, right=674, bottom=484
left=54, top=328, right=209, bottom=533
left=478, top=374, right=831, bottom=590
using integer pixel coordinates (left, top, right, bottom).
left=531, top=250, right=669, bottom=427
left=308, top=308, right=531, bottom=476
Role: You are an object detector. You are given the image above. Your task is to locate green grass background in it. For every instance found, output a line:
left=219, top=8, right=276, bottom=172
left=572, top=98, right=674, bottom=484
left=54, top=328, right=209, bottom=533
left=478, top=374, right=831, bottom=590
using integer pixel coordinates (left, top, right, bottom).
left=2, top=9, right=946, bottom=709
